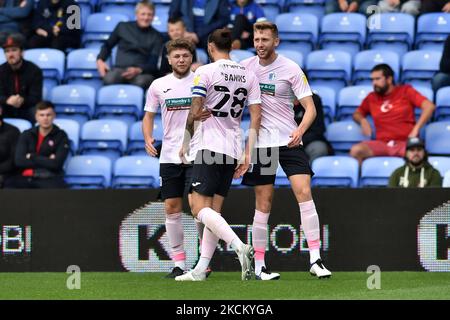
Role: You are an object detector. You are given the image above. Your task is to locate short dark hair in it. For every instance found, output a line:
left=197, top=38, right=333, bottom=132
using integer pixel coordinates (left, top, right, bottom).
left=166, top=38, right=195, bottom=56
left=36, top=101, right=55, bottom=112
left=208, top=28, right=232, bottom=52
left=371, top=63, right=395, bottom=80
left=168, top=17, right=184, bottom=26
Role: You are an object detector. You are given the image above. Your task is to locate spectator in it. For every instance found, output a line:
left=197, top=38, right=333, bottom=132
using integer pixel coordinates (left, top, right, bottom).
left=0, top=34, right=43, bottom=123
left=432, top=35, right=450, bottom=92
left=169, top=0, right=230, bottom=49
left=350, top=64, right=435, bottom=164
left=0, top=106, right=20, bottom=188
left=325, top=0, right=379, bottom=15
left=377, top=0, right=421, bottom=16
left=159, top=17, right=201, bottom=76
left=294, top=93, right=334, bottom=162
left=96, top=1, right=164, bottom=89
left=28, top=0, right=82, bottom=51
left=421, top=0, right=450, bottom=13
left=229, top=0, right=266, bottom=50
left=388, top=137, right=442, bottom=187
left=5, top=101, right=69, bottom=189
left=0, top=0, right=33, bottom=35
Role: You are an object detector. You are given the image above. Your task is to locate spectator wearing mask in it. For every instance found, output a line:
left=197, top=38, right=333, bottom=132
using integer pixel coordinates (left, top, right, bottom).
left=6, top=101, right=70, bottom=189
left=229, top=0, right=266, bottom=50
left=432, top=35, right=450, bottom=92
left=0, top=34, right=43, bottom=123
left=96, top=1, right=164, bottom=89
left=388, top=137, right=442, bottom=187
left=28, top=0, right=82, bottom=51
left=0, top=105, right=20, bottom=188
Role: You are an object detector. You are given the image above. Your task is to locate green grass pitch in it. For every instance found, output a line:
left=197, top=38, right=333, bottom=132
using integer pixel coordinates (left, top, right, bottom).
left=0, top=272, right=449, bottom=300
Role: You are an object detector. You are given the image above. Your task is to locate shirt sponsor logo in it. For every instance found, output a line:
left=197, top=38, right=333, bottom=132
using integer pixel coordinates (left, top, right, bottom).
left=165, top=97, right=192, bottom=111
left=259, top=83, right=275, bottom=96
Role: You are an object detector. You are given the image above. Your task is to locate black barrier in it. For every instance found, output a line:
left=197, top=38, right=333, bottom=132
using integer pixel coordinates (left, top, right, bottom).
left=0, top=188, right=449, bottom=272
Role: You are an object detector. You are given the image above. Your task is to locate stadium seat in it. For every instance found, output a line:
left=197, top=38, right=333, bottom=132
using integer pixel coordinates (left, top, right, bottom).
left=82, top=13, right=129, bottom=48
left=337, top=85, right=372, bottom=120
left=416, top=13, right=450, bottom=51
left=95, top=85, right=144, bottom=125
left=319, top=13, right=367, bottom=56
left=435, top=87, right=450, bottom=121
left=367, top=13, right=415, bottom=57
left=230, top=50, right=255, bottom=62
left=112, top=155, right=160, bottom=188
left=311, top=156, right=359, bottom=187
left=51, top=85, right=96, bottom=126
left=275, top=13, right=319, bottom=59
left=196, top=48, right=208, bottom=64
left=24, top=49, right=65, bottom=89
left=444, top=171, right=450, bottom=187
left=65, top=155, right=112, bottom=189
left=53, top=118, right=80, bottom=154
left=311, top=85, right=336, bottom=124
left=277, top=49, right=303, bottom=68
left=74, top=0, right=92, bottom=29
left=353, top=50, right=400, bottom=84
left=402, top=50, right=442, bottom=89
left=80, top=119, right=128, bottom=161
left=152, top=4, right=169, bottom=34
left=325, top=120, right=369, bottom=153
left=275, top=165, right=290, bottom=186
left=98, top=0, right=137, bottom=21
left=3, top=118, right=32, bottom=132
left=66, top=48, right=104, bottom=91
left=360, top=156, right=404, bottom=187
left=425, top=121, right=450, bottom=156
left=306, top=50, right=352, bottom=92
left=286, top=0, right=325, bottom=20
left=0, top=54, right=5, bottom=64
left=413, top=85, right=434, bottom=122
left=127, top=117, right=163, bottom=155
left=255, top=0, right=283, bottom=22
left=428, top=156, right=450, bottom=180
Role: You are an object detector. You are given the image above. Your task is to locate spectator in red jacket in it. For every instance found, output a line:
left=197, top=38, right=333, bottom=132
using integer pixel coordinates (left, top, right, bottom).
left=350, top=64, right=435, bottom=164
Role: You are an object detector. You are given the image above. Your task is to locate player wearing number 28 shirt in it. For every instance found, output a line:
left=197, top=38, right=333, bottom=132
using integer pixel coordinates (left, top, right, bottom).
left=175, top=28, right=262, bottom=281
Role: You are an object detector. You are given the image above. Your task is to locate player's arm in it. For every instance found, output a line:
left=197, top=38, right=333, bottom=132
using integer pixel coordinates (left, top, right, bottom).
left=180, top=96, right=204, bottom=162
left=288, top=95, right=316, bottom=148
left=142, top=112, right=158, bottom=156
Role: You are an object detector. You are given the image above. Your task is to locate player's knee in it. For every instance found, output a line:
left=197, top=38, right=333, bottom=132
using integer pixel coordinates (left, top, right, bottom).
left=165, top=201, right=182, bottom=214
left=296, top=185, right=312, bottom=202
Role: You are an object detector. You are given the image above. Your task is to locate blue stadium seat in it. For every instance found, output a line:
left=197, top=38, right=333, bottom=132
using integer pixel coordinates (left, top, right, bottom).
left=255, top=0, right=283, bottom=22
left=275, top=13, right=319, bottom=59
left=277, top=49, right=303, bottom=68
left=444, top=171, right=450, bottom=187
left=367, top=13, right=415, bottom=57
left=53, top=118, right=80, bottom=154
left=230, top=50, right=255, bottom=62
left=99, top=0, right=137, bottom=21
left=311, top=85, right=335, bottom=125
left=66, top=48, right=104, bottom=91
left=306, top=50, right=352, bottom=92
left=65, top=155, right=112, bottom=189
left=152, top=4, right=169, bottom=34
left=360, top=156, right=404, bottom=187
left=428, top=156, right=450, bottom=180
left=286, top=0, right=326, bottom=20
left=112, top=155, right=160, bottom=188
left=82, top=13, right=129, bottom=48
left=413, top=85, right=434, bottom=122
left=3, top=118, right=32, bottom=132
left=416, top=13, right=450, bottom=51
left=74, top=0, right=92, bottom=29
left=95, top=85, right=144, bottom=125
left=51, top=85, right=96, bottom=126
left=325, top=120, right=369, bottom=153
left=80, top=119, right=128, bottom=161
left=402, top=50, right=442, bottom=89
left=353, top=50, right=400, bottom=84
left=425, top=121, right=450, bottom=156
left=337, top=85, right=372, bottom=120
left=128, top=120, right=145, bottom=155
left=0, top=54, right=5, bottom=64
left=24, top=49, right=65, bottom=93
left=435, top=87, right=450, bottom=121
left=311, top=156, right=359, bottom=187
left=152, top=114, right=164, bottom=147
left=319, top=13, right=366, bottom=56
left=275, top=165, right=290, bottom=186
left=196, top=48, right=208, bottom=64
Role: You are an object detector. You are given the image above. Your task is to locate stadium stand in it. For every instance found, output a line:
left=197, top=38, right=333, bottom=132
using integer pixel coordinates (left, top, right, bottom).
left=53, top=118, right=80, bottom=154
left=82, top=13, right=129, bottom=48
left=66, top=48, right=104, bottom=91
left=65, top=155, right=112, bottom=189
left=51, top=85, right=96, bottom=126
left=435, top=86, right=450, bottom=121
left=402, top=50, right=443, bottom=89
left=112, top=155, right=160, bottom=188
left=3, top=118, right=32, bottom=133
left=360, top=156, right=404, bottom=187
left=337, top=85, right=372, bottom=120
left=230, top=49, right=255, bottom=62
left=428, top=156, right=450, bottom=180
left=353, top=50, right=400, bottom=84
left=425, top=121, right=450, bottom=156
left=416, top=13, right=450, bottom=51
left=325, top=120, right=369, bottom=154
left=311, top=156, right=359, bottom=187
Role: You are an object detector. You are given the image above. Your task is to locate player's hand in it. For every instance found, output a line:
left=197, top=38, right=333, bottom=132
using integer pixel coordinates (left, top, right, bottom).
left=288, top=128, right=303, bottom=148
left=360, top=119, right=372, bottom=137
left=234, top=153, right=250, bottom=178
left=191, top=63, right=202, bottom=72
left=199, top=108, right=212, bottom=121
left=145, top=137, right=158, bottom=157
left=408, top=127, right=419, bottom=138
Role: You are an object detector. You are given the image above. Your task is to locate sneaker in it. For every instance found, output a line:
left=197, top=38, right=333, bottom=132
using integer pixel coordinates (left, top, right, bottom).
left=205, top=266, right=212, bottom=278
left=175, top=269, right=206, bottom=281
left=237, top=244, right=255, bottom=281
left=255, top=266, right=280, bottom=280
left=165, top=267, right=184, bottom=279
left=310, top=259, right=332, bottom=279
